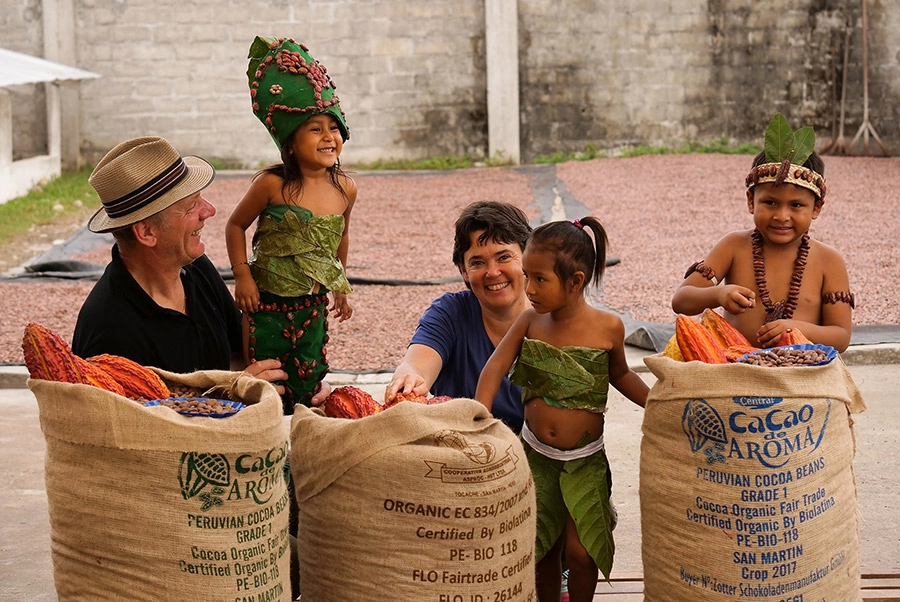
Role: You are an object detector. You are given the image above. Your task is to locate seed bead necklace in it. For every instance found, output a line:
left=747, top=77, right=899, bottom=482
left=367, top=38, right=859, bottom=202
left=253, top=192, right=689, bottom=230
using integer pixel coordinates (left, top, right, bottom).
left=751, top=228, right=810, bottom=323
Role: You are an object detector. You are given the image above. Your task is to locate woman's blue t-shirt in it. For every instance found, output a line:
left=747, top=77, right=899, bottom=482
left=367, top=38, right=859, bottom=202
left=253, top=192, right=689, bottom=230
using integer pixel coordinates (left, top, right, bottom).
left=409, top=289, right=523, bottom=433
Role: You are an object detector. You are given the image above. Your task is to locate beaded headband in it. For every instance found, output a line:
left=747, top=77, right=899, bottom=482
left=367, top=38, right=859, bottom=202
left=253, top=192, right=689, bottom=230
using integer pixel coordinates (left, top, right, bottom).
left=247, top=36, right=349, bottom=150
left=745, top=113, right=826, bottom=201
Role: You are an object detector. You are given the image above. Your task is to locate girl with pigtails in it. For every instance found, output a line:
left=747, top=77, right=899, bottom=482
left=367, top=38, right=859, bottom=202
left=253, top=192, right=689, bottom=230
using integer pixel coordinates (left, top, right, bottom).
left=475, top=217, right=647, bottom=602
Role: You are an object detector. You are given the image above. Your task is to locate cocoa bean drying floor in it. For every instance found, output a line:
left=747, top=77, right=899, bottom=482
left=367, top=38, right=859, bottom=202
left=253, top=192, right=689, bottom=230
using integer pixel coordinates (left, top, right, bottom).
left=2, top=154, right=898, bottom=371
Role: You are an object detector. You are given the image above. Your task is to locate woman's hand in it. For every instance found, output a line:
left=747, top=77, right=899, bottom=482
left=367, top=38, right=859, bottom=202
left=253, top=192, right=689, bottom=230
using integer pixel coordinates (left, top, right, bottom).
left=384, top=373, right=428, bottom=404
left=385, top=344, right=443, bottom=404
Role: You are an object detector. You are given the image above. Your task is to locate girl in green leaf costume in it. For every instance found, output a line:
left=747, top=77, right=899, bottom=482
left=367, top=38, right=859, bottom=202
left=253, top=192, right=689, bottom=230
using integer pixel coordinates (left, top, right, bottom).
left=673, top=112, right=854, bottom=351
left=475, top=217, right=648, bottom=601
left=227, top=37, right=356, bottom=414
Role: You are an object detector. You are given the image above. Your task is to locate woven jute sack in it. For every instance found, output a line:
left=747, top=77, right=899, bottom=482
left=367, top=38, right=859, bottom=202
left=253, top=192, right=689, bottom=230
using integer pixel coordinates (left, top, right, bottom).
left=640, top=355, right=866, bottom=602
left=29, top=369, right=292, bottom=602
left=290, top=398, right=536, bottom=602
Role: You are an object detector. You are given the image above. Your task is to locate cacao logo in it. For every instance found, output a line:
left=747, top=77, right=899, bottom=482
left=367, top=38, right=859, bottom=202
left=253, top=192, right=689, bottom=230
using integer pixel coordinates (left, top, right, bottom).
left=179, top=447, right=287, bottom=511
left=681, top=397, right=833, bottom=470
left=682, top=399, right=728, bottom=465
left=433, top=430, right=496, bottom=465
left=179, top=452, right=231, bottom=510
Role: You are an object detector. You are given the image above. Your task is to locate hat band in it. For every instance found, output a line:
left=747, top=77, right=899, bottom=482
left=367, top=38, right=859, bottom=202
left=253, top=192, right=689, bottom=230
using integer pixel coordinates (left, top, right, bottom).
left=103, top=158, right=189, bottom=218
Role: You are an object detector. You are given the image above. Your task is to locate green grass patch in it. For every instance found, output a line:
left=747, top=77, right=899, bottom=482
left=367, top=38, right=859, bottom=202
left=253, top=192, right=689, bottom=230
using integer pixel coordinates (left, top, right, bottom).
left=677, top=137, right=761, bottom=155
left=350, top=154, right=477, bottom=171
left=350, top=150, right=519, bottom=171
left=0, top=167, right=99, bottom=242
left=533, top=144, right=604, bottom=164
left=534, top=138, right=761, bottom=164
left=619, top=137, right=761, bottom=159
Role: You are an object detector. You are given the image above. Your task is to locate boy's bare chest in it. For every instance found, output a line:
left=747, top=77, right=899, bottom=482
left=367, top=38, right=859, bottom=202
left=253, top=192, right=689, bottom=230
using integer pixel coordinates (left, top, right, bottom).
left=729, top=249, right=825, bottom=329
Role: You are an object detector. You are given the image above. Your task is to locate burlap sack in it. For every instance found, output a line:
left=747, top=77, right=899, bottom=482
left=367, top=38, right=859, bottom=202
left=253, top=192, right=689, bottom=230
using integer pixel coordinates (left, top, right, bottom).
left=29, top=369, right=292, bottom=602
left=640, top=355, right=866, bottom=601
left=290, top=398, right=536, bottom=602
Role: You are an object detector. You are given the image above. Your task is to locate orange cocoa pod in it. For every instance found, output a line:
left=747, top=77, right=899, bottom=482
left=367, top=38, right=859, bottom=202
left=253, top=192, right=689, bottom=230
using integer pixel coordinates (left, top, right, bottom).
left=86, top=354, right=170, bottom=400
left=725, top=344, right=762, bottom=363
left=675, top=314, right=727, bottom=364
left=323, top=385, right=383, bottom=419
left=777, top=328, right=811, bottom=346
left=74, top=356, right=126, bottom=396
left=386, top=391, right=453, bottom=408
left=701, top=308, right=752, bottom=348
left=22, top=322, right=84, bottom=384
left=662, top=333, right=685, bottom=361
left=385, top=390, right=430, bottom=408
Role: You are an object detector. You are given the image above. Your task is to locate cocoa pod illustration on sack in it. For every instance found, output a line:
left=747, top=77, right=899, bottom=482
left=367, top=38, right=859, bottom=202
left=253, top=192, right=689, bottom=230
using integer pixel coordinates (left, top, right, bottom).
left=179, top=452, right=231, bottom=509
left=681, top=398, right=727, bottom=453
left=434, top=430, right=496, bottom=465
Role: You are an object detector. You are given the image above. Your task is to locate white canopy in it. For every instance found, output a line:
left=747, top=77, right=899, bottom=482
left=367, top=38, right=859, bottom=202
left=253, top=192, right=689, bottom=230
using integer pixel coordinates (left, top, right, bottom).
left=0, top=47, right=98, bottom=88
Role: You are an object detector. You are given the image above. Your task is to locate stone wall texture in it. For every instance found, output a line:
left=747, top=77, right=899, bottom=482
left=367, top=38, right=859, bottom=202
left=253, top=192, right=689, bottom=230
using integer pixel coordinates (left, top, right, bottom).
left=3, top=0, right=898, bottom=167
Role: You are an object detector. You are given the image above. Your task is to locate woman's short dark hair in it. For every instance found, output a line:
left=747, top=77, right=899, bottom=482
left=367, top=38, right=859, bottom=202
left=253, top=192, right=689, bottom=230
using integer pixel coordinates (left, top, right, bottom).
left=452, top=201, right=532, bottom=269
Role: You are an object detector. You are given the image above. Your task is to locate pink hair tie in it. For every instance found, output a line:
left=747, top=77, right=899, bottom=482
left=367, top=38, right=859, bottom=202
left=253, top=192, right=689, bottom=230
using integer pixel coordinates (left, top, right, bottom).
left=573, top=218, right=584, bottom=229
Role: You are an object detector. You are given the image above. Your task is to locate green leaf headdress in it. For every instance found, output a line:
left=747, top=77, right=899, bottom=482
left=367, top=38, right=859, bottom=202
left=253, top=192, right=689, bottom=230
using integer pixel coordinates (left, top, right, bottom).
left=746, top=113, right=825, bottom=200
left=248, top=36, right=349, bottom=150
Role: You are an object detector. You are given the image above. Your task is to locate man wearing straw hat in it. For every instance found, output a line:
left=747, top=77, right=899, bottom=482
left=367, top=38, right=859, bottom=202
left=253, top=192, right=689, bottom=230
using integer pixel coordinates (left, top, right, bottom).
left=72, top=136, right=292, bottom=391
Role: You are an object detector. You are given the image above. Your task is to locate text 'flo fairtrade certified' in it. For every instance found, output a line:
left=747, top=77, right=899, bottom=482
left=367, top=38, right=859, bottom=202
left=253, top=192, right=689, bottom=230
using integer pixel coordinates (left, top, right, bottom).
left=290, top=398, right=537, bottom=602
left=640, top=355, right=866, bottom=602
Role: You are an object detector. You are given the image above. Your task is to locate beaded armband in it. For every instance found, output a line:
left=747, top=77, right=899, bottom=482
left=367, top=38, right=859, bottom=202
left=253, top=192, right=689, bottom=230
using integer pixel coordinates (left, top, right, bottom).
left=823, top=291, right=856, bottom=309
left=684, top=261, right=718, bottom=285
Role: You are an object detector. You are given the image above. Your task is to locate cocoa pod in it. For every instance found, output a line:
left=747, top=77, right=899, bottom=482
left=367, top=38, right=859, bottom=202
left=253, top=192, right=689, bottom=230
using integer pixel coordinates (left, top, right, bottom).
left=323, top=385, right=383, bottom=419
left=777, top=328, right=811, bottom=346
left=701, top=308, right=752, bottom=349
left=662, top=333, right=685, bottom=362
left=675, top=314, right=728, bottom=364
left=22, top=322, right=83, bottom=384
left=86, top=354, right=170, bottom=400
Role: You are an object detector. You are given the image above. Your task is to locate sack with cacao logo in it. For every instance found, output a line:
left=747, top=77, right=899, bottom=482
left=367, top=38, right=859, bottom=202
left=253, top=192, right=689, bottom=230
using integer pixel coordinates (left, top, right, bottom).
left=290, top=398, right=536, bottom=601
left=29, top=369, right=292, bottom=602
left=640, top=355, right=866, bottom=602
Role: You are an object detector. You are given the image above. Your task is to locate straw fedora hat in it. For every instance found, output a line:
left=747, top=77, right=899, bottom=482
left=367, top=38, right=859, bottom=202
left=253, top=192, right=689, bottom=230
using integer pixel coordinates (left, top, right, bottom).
left=87, top=136, right=215, bottom=233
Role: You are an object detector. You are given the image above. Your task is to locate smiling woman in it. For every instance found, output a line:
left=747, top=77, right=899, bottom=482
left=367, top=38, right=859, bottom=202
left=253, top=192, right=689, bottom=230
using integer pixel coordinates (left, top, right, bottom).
left=385, top=201, right=532, bottom=433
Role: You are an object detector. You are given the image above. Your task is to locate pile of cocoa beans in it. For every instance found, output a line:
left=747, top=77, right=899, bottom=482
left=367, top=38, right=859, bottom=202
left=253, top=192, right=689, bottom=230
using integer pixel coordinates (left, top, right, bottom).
left=150, top=397, right=239, bottom=415
left=737, top=347, right=829, bottom=367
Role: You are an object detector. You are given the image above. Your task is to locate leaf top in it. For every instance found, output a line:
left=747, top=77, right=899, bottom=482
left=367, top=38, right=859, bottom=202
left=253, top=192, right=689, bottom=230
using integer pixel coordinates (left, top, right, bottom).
left=763, top=113, right=816, bottom=165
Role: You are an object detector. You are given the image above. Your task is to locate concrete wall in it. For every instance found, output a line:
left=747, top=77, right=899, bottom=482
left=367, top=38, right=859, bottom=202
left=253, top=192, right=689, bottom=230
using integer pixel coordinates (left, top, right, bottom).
left=519, top=0, right=900, bottom=161
left=1, top=0, right=898, bottom=168
left=3, top=0, right=49, bottom=159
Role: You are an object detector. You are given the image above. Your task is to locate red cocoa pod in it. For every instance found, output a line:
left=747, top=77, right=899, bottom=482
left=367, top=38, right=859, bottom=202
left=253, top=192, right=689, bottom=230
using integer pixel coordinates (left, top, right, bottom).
left=323, top=385, right=383, bottom=419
